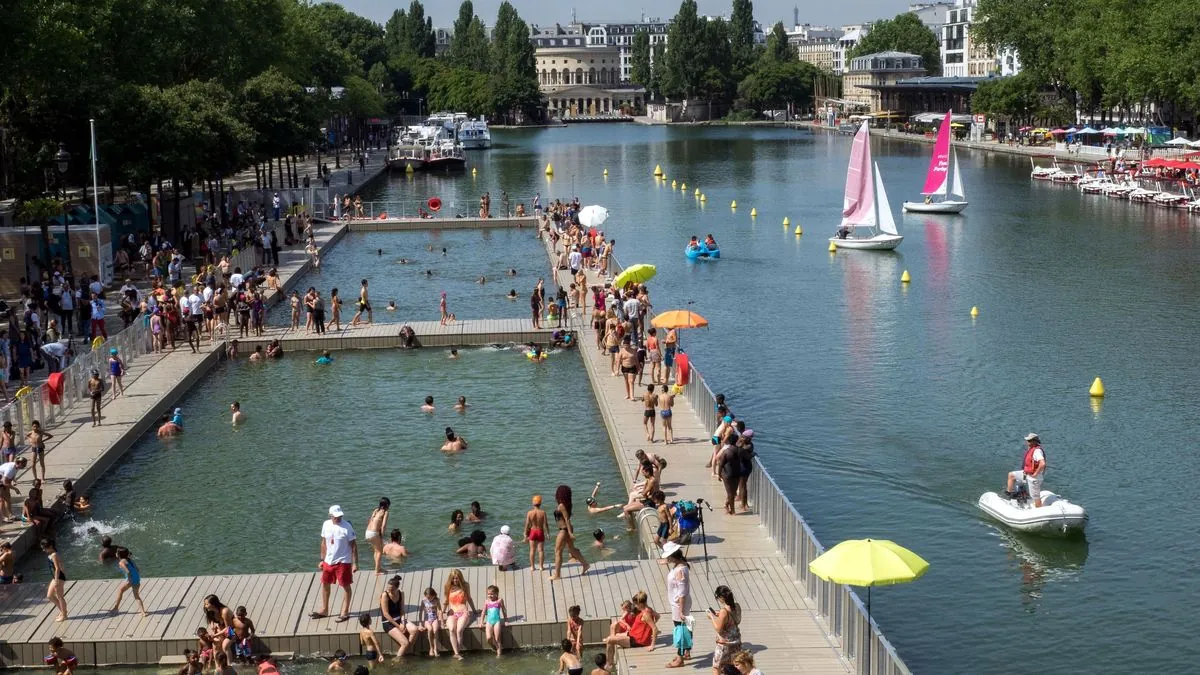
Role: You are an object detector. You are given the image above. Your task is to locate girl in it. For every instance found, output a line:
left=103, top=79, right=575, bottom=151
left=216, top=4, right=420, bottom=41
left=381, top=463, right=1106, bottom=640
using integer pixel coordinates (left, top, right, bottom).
left=603, top=591, right=658, bottom=665
left=47, top=637, right=77, bottom=675
left=479, top=584, right=507, bottom=656
left=365, top=498, right=390, bottom=574
left=108, top=348, right=125, bottom=400
left=708, top=585, right=743, bottom=675
left=557, top=638, right=583, bottom=675
left=203, top=594, right=236, bottom=665
left=549, top=485, right=590, bottom=581
left=566, top=605, right=583, bottom=656
left=379, top=575, right=419, bottom=659
left=110, top=547, right=148, bottom=616
left=330, top=288, right=342, bottom=331
left=448, top=510, right=464, bottom=533
left=358, top=613, right=383, bottom=664
left=439, top=292, right=449, bottom=325
left=150, top=309, right=163, bottom=353
left=289, top=291, right=301, bottom=330
left=443, top=569, right=475, bottom=660
left=41, top=538, right=68, bottom=622
left=420, top=588, right=442, bottom=657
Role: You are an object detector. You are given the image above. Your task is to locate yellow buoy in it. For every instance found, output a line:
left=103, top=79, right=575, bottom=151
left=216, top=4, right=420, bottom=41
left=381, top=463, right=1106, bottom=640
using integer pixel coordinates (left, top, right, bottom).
left=471, top=167, right=477, bottom=175
left=603, top=168, right=608, bottom=176
left=653, top=164, right=663, bottom=177
left=828, top=241, right=837, bottom=252
left=544, top=163, right=554, bottom=176
left=750, top=208, right=758, bottom=217
left=699, top=194, right=707, bottom=202
left=901, top=270, right=911, bottom=283
left=405, top=163, right=414, bottom=174
left=681, top=182, right=687, bottom=191
left=693, top=188, right=700, bottom=197
left=1089, top=377, right=1105, bottom=397
left=730, top=200, right=737, bottom=209
left=794, top=225, right=803, bottom=235
left=671, top=180, right=677, bottom=189
left=783, top=217, right=790, bottom=226
left=970, top=306, right=980, bottom=318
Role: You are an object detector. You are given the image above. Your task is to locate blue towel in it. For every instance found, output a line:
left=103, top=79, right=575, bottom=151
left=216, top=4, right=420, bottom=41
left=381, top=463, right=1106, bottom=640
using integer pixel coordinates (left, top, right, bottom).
left=672, top=623, right=693, bottom=651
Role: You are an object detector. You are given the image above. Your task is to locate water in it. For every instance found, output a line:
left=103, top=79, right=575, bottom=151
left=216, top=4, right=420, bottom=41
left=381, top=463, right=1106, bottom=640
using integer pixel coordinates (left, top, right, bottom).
left=270, top=229, right=544, bottom=323
left=356, top=125, right=1200, bottom=672
left=31, top=348, right=635, bottom=580
left=94, top=651, right=574, bottom=675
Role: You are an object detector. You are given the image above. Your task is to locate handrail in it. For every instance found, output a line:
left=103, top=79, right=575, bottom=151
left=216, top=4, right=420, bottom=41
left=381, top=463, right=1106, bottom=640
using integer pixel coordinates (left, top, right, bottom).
left=321, top=197, right=540, bottom=222
left=602, top=250, right=912, bottom=675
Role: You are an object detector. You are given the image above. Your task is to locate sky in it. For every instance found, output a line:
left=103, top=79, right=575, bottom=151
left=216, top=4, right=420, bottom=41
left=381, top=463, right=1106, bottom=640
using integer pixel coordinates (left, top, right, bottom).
left=334, top=0, right=918, bottom=30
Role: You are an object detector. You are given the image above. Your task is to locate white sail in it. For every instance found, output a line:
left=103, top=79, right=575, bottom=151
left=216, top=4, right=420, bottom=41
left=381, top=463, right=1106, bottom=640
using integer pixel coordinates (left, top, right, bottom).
left=874, top=162, right=900, bottom=236
left=950, top=148, right=965, bottom=199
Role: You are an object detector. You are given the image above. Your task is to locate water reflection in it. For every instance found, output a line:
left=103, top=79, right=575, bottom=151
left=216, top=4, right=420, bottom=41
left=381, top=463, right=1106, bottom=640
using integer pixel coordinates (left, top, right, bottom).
left=993, top=527, right=1089, bottom=611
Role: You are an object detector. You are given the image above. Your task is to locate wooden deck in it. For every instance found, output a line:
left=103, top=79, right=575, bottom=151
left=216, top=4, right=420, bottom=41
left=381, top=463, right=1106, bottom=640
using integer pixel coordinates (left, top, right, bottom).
left=0, top=557, right=803, bottom=667
left=336, top=215, right=537, bottom=231
left=233, top=318, right=562, bottom=351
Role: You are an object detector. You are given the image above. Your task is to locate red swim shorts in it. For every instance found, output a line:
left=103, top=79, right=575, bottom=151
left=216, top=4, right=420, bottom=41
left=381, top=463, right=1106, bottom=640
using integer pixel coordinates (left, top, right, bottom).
left=528, top=528, right=545, bottom=543
left=320, top=562, right=353, bottom=587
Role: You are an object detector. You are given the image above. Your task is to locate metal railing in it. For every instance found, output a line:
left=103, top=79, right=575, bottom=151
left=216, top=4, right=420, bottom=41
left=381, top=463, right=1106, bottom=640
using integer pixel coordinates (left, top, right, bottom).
left=0, top=320, right=153, bottom=440
left=600, top=250, right=911, bottom=675
left=320, top=197, right=540, bottom=223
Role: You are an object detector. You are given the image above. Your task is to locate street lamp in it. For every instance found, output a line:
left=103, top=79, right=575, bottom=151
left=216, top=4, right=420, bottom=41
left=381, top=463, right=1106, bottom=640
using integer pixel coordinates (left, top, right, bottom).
left=54, top=142, right=72, bottom=276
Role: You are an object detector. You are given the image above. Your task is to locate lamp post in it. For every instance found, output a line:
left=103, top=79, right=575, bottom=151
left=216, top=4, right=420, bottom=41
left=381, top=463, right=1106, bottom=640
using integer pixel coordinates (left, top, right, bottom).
left=54, top=142, right=72, bottom=276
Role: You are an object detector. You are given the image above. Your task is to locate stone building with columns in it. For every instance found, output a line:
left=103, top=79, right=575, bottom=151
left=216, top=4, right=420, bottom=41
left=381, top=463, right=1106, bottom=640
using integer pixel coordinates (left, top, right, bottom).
left=531, top=22, right=648, bottom=116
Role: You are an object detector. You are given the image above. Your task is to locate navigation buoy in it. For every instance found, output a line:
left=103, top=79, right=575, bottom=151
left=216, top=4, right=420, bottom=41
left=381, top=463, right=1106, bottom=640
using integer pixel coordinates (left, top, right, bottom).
left=901, top=270, right=911, bottom=283
left=970, top=306, right=979, bottom=318
left=603, top=168, right=608, bottom=176
left=405, top=163, right=414, bottom=174
left=1089, top=377, right=1105, bottom=397
left=828, top=241, right=837, bottom=252
left=693, top=188, right=700, bottom=197
left=730, top=200, right=737, bottom=209
left=750, top=208, right=758, bottom=217
left=699, top=194, right=707, bottom=202
left=783, top=217, right=791, bottom=226
left=471, top=167, right=477, bottom=176
left=653, top=164, right=663, bottom=177
left=545, top=163, right=554, bottom=176
left=671, top=180, right=677, bottom=189
left=681, top=182, right=687, bottom=191
left=794, top=225, right=803, bottom=235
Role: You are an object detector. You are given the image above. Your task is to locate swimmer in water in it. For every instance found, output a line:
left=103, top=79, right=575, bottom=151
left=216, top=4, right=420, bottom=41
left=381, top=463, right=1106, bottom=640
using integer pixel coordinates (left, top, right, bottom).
left=585, top=482, right=623, bottom=514
left=441, top=427, right=468, bottom=452
left=230, top=401, right=246, bottom=425
left=476, top=276, right=486, bottom=284
left=449, top=349, right=459, bottom=359
left=441, top=248, right=447, bottom=256
left=383, top=529, right=408, bottom=559
left=506, top=289, right=518, bottom=299
left=398, top=258, right=410, bottom=264
left=505, top=268, right=517, bottom=276
left=421, top=396, right=435, bottom=412
left=425, top=270, right=433, bottom=277
left=377, top=249, right=382, bottom=256
left=448, top=510, right=465, bottom=532
left=467, top=501, right=486, bottom=522
left=386, top=301, right=397, bottom=311
left=426, top=244, right=433, bottom=252
left=454, top=396, right=468, bottom=412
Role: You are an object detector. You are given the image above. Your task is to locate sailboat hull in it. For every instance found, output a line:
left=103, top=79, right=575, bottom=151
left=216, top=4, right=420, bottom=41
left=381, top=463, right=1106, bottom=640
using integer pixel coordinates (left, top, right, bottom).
left=829, top=234, right=903, bottom=250
left=902, top=200, right=968, bottom=213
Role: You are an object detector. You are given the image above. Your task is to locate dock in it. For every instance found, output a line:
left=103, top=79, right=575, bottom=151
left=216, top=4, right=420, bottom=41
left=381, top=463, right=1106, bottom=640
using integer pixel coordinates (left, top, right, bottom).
left=233, top=319, right=561, bottom=351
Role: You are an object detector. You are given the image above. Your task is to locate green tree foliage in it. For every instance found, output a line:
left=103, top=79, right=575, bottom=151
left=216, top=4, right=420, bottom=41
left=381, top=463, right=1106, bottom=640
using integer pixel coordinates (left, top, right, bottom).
left=450, top=1, right=490, bottom=72
left=970, top=72, right=1040, bottom=123
left=729, top=0, right=757, bottom=76
left=698, top=19, right=735, bottom=103
left=305, top=2, right=387, bottom=79
left=631, top=31, right=652, bottom=90
left=848, top=13, right=941, bottom=75
left=663, top=0, right=705, bottom=99
left=738, top=61, right=818, bottom=113
left=650, top=42, right=668, bottom=101
left=240, top=68, right=319, bottom=164
left=765, top=22, right=795, bottom=63
left=385, top=1, right=436, bottom=59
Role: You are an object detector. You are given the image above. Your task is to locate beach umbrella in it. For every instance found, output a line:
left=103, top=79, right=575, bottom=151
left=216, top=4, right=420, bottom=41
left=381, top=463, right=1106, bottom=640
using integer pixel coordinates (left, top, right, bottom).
left=1101, top=127, right=1120, bottom=135
left=1050, top=128, right=1069, bottom=135
left=651, top=310, right=709, bottom=330
left=612, top=263, right=656, bottom=289
left=578, top=205, right=609, bottom=228
left=1078, top=127, right=1100, bottom=134
left=1165, top=137, right=1193, bottom=146
left=809, top=538, right=930, bottom=673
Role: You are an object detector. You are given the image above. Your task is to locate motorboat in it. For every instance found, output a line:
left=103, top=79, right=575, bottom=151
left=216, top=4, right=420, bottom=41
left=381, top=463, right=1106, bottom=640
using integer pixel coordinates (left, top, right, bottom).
left=830, top=121, right=903, bottom=251
left=459, top=116, right=492, bottom=150
left=1050, top=164, right=1084, bottom=183
left=903, top=111, right=967, bottom=214
left=1153, top=185, right=1190, bottom=208
left=385, top=118, right=466, bottom=172
left=1030, top=158, right=1063, bottom=181
left=978, top=489, right=1088, bottom=536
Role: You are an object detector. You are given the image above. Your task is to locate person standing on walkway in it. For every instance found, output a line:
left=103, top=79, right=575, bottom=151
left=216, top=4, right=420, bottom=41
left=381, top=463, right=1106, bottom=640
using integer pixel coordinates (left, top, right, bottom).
left=524, top=495, right=548, bottom=571
left=311, top=290, right=326, bottom=335
left=41, top=537, right=68, bottom=622
left=708, top=585, right=742, bottom=674
left=313, top=505, right=358, bottom=622
left=662, top=542, right=692, bottom=668
left=0, top=457, right=27, bottom=522
left=108, top=348, right=125, bottom=400
left=25, top=421, right=52, bottom=483
left=89, top=293, right=107, bottom=340
left=549, top=485, right=590, bottom=581
left=350, top=280, right=371, bottom=327
left=110, top=546, right=148, bottom=616
left=269, top=229, right=281, bottom=266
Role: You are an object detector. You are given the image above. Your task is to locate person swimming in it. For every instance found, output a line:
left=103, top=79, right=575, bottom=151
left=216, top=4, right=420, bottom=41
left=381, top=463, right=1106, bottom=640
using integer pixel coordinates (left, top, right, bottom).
left=421, top=396, right=435, bottom=412
left=506, top=289, right=518, bottom=299
left=386, top=301, right=397, bottom=311
left=505, top=268, right=517, bottom=276
left=449, top=349, right=459, bottom=359
left=477, top=276, right=486, bottom=284
left=425, top=270, right=433, bottom=277
left=315, top=351, right=333, bottom=365
left=398, top=258, right=410, bottom=264
left=441, top=427, right=468, bottom=452
left=454, top=396, right=468, bottom=411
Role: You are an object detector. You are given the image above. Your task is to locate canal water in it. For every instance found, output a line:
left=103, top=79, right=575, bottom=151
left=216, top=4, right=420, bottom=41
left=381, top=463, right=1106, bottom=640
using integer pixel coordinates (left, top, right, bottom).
left=96, top=651, right=567, bottom=675
left=37, top=348, right=635, bottom=579
left=357, top=125, right=1200, bottom=673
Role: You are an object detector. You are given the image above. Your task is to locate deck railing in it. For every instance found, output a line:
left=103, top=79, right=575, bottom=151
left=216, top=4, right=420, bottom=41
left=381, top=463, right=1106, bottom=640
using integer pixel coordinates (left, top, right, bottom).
left=320, top=196, right=540, bottom=223
left=603, top=252, right=912, bottom=675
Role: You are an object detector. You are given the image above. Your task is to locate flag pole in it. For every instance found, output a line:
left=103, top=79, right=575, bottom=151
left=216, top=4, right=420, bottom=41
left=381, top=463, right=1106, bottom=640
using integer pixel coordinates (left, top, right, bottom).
left=89, top=118, right=104, bottom=284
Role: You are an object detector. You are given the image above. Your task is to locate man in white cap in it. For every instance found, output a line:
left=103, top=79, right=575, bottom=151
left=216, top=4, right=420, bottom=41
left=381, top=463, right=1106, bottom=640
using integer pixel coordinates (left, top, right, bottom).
left=312, top=505, right=358, bottom=622
left=1006, top=433, right=1047, bottom=507
left=490, top=525, right=515, bottom=571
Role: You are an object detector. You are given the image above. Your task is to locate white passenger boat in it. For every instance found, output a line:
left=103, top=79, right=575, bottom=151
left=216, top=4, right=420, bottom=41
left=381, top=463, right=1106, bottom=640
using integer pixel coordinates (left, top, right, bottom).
left=978, top=490, right=1088, bottom=536
left=903, top=111, right=967, bottom=214
left=459, top=116, right=492, bottom=150
left=831, top=122, right=903, bottom=251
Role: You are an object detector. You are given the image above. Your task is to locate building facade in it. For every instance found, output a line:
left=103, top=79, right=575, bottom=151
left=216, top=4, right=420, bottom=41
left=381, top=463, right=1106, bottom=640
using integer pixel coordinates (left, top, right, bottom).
left=939, top=0, right=1014, bottom=77
left=907, top=2, right=954, bottom=33
left=530, top=22, right=656, bottom=115
left=844, top=51, right=927, bottom=111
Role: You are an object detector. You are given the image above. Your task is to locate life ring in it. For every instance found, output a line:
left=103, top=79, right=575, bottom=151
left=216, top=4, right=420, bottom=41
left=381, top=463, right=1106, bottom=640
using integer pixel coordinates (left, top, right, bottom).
left=526, top=351, right=546, bottom=361
left=428, top=197, right=442, bottom=212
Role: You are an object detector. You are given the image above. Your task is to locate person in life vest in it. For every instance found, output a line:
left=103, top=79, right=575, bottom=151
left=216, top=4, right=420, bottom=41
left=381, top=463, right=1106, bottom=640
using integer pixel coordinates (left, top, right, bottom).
left=1006, top=433, right=1047, bottom=507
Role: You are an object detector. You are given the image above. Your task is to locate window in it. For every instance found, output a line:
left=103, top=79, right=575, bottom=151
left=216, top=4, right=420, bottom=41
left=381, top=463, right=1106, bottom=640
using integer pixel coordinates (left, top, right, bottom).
left=574, top=38, right=581, bottom=46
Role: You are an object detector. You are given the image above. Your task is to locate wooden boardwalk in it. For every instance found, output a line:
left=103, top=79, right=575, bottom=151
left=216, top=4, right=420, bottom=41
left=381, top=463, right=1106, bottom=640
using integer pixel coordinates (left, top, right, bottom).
left=537, top=235, right=852, bottom=674
left=234, top=318, right=561, bottom=351
left=0, top=557, right=803, bottom=667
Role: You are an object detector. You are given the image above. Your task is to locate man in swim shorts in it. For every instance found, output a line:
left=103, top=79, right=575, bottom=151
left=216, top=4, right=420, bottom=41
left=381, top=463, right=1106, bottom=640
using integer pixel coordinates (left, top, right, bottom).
left=350, top=279, right=372, bottom=327
left=313, top=505, right=358, bottom=622
left=658, top=385, right=675, bottom=444
left=524, top=495, right=547, bottom=572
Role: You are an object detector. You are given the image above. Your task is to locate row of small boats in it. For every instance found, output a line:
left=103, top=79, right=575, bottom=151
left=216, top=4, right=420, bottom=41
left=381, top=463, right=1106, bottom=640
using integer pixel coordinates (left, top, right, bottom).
left=1033, top=159, right=1200, bottom=210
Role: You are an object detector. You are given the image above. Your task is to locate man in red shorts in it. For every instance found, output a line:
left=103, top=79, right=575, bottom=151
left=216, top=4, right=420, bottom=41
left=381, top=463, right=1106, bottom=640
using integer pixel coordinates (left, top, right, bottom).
left=311, top=505, right=358, bottom=622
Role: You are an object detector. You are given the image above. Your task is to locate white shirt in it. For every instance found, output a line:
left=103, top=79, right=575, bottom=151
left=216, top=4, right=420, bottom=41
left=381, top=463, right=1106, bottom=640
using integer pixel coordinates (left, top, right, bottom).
left=41, top=342, right=67, bottom=358
left=272, top=195, right=280, bottom=208
left=667, top=564, right=691, bottom=621
left=202, top=286, right=214, bottom=303
left=229, top=273, right=244, bottom=288
left=622, top=298, right=640, bottom=320
left=186, top=293, right=203, bottom=317
left=0, top=461, right=16, bottom=483
left=568, top=250, right=582, bottom=269
left=321, top=518, right=356, bottom=564
left=90, top=299, right=105, bottom=320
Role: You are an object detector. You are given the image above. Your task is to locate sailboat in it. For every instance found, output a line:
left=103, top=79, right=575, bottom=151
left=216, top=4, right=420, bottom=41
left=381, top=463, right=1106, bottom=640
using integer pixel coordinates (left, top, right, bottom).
left=903, top=111, right=968, bottom=213
left=831, top=121, right=903, bottom=251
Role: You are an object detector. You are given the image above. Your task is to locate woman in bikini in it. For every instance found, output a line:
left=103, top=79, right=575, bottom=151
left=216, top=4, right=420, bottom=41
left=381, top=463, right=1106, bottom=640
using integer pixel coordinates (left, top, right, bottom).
left=442, top=569, right=475, bottom=660
left=365, top=498, right=390, bottom=574
left=204, top=594, right=236, bottom=665
left=41, top=538, right=68, bottom=622
left=550, top=485, right=590, bottom=581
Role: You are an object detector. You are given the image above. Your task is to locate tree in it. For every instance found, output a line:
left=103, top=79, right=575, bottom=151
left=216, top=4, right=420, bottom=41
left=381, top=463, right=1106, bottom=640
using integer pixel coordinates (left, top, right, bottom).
left=765, top=22, right=794, bottom=63
left=971, top=72, right=1041, bottom=123
left=698, top=19, right=735, bottom=103
left=450, top=1, right=490, bottom=72
left=630, top=31, right=651, bottom=90
left=386, top=1, right=436, bottom=59
left=488, top=2, right=542, bottom=123
left=664, top=0, right=705, bottom=99
left=848, top=12, right=941, bottom=75
left=239, top=68, right=316, bottom=166
left=307, top=2, right=387, bottom=77
left=738, top=60, right=818, bottom=114
left=650, top=42, right=668, bottom=101
left=729, top=0, right=756, bottom=76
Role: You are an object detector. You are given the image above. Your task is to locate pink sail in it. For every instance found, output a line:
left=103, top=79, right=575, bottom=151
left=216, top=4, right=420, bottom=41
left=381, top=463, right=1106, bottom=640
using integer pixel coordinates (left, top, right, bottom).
left=922, top=111, right=953, bottom=195
left=841, top=121, right=875, bottom=227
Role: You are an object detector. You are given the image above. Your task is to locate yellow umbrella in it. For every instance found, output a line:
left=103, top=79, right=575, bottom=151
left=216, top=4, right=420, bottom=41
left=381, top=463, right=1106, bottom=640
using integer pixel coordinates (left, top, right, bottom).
left=809, top=539, right=928, bottom=671
left=650, top=310, right=709, bottom=330
left=612, top=263, right=656, bottom=289
left=950, top=122, right=965, bottom=128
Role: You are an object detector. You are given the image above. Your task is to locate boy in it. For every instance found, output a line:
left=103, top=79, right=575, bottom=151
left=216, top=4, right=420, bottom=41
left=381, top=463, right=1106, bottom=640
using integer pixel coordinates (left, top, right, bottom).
left=233, top=606, right=256, bottom=661
left=47, top=638, right=78, bottom=675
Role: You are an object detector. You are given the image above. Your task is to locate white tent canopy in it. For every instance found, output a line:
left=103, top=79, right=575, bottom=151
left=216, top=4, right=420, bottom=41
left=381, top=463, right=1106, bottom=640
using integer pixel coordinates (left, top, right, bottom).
left=909, top=112, right=975, bottom=124
left=1164, top=137, right=1193, bottom=146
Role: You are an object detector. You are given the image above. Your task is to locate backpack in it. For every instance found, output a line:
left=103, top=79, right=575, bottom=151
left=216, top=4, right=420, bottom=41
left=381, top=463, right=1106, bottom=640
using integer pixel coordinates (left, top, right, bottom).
left=675, top=500, right=700, bottom=532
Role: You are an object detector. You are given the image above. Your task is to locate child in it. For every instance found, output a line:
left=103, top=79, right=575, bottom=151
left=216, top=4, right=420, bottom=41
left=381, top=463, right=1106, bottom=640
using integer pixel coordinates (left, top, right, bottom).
left=25, top=420, right=52, bottom=482
left=110, top=547, right=147, bottom=616
left=420, top=588, right=442, bottom=657
left=326, top=649, right=347, bottom=672
left=214, top=652, right=236, bottom=675
left=46, top=638, right=77, bottom=675
left=439, top=292, right=448, bottom=325
left=289, top=291, right=301, bottom=329
left=479, top=585, right=507, bottom=657
left=108, top=348, right=125, bottom=399
left=358, top=613, right=383, bottom=663
left=732, top=649, right=762, bottom=675
left=58, top=481, right=76, bottom=516
left=547, top=302, right=560, bottom=325
left=654, top=491, right=671, bottom=547
left=233, top=606, right=256, bottom=661
left=590, top=653, right=610, bottom=675
left=195, top=628, right=215, bottom=671
left=566, top=605, right=583, bottom=657
left=557, top=638, right=582, bottom=675
left=177, top=649, right=202, bottom=675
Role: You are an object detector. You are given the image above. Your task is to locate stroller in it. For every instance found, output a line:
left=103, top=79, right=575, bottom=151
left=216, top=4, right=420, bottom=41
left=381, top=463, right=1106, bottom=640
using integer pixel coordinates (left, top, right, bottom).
left=667, top=499, right=703, bottom=545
